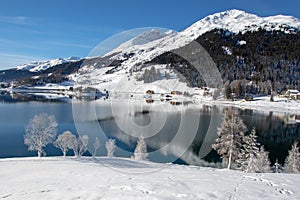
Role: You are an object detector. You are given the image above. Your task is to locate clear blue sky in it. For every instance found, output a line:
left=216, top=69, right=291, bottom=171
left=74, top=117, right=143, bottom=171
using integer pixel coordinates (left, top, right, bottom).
left=0, top=0, right=299, bottom=69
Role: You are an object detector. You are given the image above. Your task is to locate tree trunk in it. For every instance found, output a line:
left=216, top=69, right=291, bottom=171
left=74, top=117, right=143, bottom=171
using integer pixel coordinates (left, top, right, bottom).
left=227, top=135, right=234, bottom=169
left=63, top=150, right=67, bottom=157
left=38, top=150, right=42, bottom=157
left=228, top=149, right=232, bottom=169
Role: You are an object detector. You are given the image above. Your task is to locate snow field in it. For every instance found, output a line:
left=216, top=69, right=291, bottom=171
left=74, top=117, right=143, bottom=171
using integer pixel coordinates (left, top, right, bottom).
left=0, top=157, right=299, bottom=200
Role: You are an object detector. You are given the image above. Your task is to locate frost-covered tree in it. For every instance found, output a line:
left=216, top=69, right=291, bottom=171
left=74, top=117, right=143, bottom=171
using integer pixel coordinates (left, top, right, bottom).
left=106, top=139, right=116, bottom=158
left=24, top=113, right=58, bottom=157
left=272, top=159, right=283, bottom=173
left=252, top=146, right=271, bottom=173
left=212, top=108, right=247, bottom=169
left=54, top=130, right=76, bottom=157
left=134, top=138, right=148, bottom=160
left=71, top=135, right=89, bottom=157
left=236, top=128, right=260, bottom=172
left=93, top=137, right=101, bottom=157
left=284, top=142, right=300, bottom=173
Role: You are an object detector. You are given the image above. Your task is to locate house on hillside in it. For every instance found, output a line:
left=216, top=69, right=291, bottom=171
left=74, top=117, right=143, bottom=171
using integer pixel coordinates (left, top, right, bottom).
left=146, top=90, right=155, bottom=95
left=170, top=101, right=182, bottom=106
left=284, top=89, right=300, bottom=100
left=171, top=91, right=183, bottom=95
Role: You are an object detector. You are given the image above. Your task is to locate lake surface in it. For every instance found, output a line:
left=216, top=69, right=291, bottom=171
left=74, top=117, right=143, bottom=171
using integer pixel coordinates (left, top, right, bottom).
left=0, top=93, right=299, bottom=165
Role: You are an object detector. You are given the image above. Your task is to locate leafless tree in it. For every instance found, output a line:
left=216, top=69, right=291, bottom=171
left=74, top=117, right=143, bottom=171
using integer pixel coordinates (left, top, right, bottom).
left=24, top=113, right=58, bottom=157
left=93, top=137, right=101, bottom=157
left=106, top=139, right=116, bottom=158
left=134, top=138, right=148, bottom=161
left=54, top=130, right=76, bottom=156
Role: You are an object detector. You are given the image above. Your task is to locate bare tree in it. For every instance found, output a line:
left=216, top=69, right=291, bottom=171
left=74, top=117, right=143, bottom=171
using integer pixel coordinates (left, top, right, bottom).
left=284, top=142, right=300, bottom=173
left=106, top=139, right=116, bottom=158
left=93, top=137, right=101, bottom=157
left=54, top=131, right=76, bottom=157
left=24, top=113, right=58, bottom=157
left=212, top=108, right=247, bottom=169
left=134, top=138, right=148, bottom=161
left=71, top=135, right=89, bottom=157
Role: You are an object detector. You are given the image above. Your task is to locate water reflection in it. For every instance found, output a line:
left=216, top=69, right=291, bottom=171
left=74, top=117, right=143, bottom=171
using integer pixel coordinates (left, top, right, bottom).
left=73, top=99, right=222, bottom=164
left=0, top=93, right=299, bottom=165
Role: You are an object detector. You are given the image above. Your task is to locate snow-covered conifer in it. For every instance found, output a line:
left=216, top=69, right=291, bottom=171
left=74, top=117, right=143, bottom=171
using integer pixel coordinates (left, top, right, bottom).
left=236, top=128, right=260, bottom=172
left=284, top=142, right=300, bottom=173
left=253, top=146, right=271, bottom=173
left=212, top=108, right=247, bottom=169
left=272, top=159, right=283, bottom=173
left=24, top=113, right=58, bottom=157
left=134, top=138, right=148, bottom=160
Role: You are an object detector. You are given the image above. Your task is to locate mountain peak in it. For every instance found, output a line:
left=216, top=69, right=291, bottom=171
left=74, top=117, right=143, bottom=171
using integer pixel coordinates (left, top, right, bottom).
left=182, top=9, right=300, bottom=39
left=16, top=57, right=81, bottom=72
left=106, top=29, right=177, bottom=56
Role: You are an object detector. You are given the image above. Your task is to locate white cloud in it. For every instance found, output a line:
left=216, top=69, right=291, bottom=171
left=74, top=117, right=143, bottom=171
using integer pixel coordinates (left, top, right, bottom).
left=0, top=16, right=33, bottom=25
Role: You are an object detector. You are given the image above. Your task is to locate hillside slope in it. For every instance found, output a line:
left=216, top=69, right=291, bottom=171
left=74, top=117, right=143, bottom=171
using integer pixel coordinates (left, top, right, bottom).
left=0, top=157, right=299, bottom=200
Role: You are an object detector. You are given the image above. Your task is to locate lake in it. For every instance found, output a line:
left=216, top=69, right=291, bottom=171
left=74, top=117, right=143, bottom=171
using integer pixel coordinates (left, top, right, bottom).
left=0, top=92, right=299, bottom=165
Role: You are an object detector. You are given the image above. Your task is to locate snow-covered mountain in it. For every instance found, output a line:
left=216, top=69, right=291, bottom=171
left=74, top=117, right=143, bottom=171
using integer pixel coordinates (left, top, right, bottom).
left=183, top=9, right=300, bottom=38
left=108, top=9, right=300, bottom=57
left=73, top=9, right=300, bottom=93
left=1, top=9, right=300, bottom=94
left=16, top=57, right=81, bottom=72
left=108, top=29, right=177, bottom=56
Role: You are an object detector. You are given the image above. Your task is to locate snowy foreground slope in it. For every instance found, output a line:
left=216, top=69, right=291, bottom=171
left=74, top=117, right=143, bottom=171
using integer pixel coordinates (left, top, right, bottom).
left=0, top=157, right=299, bottom=200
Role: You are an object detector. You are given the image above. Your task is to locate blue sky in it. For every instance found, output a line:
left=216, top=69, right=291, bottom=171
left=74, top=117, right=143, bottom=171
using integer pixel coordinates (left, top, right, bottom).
left=0, top=0, right=299, bottom=70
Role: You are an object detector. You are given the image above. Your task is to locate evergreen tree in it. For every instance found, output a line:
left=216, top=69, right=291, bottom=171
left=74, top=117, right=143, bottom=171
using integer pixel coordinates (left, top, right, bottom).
left=284, top=142, right=300, bottom=173
left=236, top=128, right=260, bottom=172
left=165, top=71, right=170, bottom=80
left=134, top=138, right=148, bottom=161
left=212, top=108, right=247, bottom=169
left=253, top=146, right=271, bottom=173
left=272, top=159, right=283, bottom=173
left=223, top=82, right=232, bottom=100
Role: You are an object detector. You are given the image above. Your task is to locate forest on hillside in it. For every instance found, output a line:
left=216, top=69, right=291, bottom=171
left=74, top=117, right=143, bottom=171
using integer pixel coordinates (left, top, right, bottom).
left=150, top=29, right=300, bottom=98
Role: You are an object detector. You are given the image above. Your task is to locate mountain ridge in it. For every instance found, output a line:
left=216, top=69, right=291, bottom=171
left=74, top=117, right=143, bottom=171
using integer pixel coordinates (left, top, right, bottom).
left=1, top=9, right=299, bottom=97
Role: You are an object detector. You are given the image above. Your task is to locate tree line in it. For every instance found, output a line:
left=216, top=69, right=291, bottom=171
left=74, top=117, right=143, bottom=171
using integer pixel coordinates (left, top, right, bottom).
left=212, top=107, right=300, bottom=173
left=24, top=113, right=148, bottom=160
left=24, top=112, right=300, bottom=173
left=149, top=29, right=300, bottom=98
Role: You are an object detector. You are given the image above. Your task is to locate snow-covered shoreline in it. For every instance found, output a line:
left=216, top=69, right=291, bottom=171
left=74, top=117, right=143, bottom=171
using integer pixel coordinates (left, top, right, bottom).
left=196, top=96, right=300, bottom=116
left=0, top=157, right=299, bottom=200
